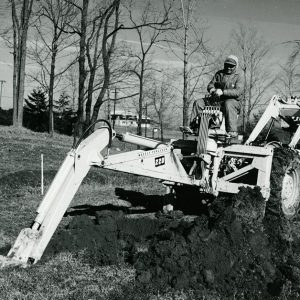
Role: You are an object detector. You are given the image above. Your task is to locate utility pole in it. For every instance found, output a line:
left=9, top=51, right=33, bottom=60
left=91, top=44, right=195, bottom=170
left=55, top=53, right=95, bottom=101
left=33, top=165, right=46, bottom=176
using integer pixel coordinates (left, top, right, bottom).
left=144, top=102, right=148, bottom=137
left=0, top=80, right=6, bottom=109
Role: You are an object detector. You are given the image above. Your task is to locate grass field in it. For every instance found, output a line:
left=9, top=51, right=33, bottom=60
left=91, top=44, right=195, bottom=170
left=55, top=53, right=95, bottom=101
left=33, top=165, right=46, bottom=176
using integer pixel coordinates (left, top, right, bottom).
left=0, top=126, right=202, bottom=300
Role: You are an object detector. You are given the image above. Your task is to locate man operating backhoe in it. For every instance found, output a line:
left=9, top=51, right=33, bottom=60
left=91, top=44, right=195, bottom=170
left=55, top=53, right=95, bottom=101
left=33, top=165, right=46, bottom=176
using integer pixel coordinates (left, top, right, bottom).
left=185, top=55, right=244, bottom=137
left=207, top=55, right=244, bottom=137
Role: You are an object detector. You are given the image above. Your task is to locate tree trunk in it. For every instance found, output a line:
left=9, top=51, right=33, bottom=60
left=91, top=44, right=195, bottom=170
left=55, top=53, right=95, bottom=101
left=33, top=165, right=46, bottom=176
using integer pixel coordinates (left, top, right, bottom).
left=16, top=28, right=29, bottom=128
left=182, top=25, right=188, bottom=128
left=11, top=0, right=33, bottom=128
left=90, top=82, right=107, bottom=124
left=138, top=68, right=144, bottom=136
left=182, top=36, right=188, bottom=126
left=159, top=114, right=164, bottom=141
left=85, top=67, right=95, bottom=125
left=48, top=43, right=57, bottom=136
left=12, top=30, right=18, bottom=125
left=242, top=66, right=247, bottom=133
left=90, top=1, right=119, bottom=124
left=247, top=75, right=253, bottom=130
left=75, top=0, right=89, bottom=136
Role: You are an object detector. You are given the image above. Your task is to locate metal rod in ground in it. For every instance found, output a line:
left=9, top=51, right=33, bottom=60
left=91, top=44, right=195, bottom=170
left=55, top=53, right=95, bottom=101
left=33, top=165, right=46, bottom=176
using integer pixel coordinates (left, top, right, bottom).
left=41, top=154, right=44, bottom=195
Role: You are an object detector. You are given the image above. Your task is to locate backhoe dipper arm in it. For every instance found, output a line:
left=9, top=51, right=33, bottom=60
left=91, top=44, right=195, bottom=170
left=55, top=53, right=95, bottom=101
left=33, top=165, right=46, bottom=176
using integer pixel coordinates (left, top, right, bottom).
left=3, top=128, right=112, bottom=266
left=244, top=95, right=281, bottom=145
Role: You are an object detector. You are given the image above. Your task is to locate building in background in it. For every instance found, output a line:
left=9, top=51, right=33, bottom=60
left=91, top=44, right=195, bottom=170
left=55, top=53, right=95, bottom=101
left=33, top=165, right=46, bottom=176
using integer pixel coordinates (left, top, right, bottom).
left=110, top=109, right=152, bottom=128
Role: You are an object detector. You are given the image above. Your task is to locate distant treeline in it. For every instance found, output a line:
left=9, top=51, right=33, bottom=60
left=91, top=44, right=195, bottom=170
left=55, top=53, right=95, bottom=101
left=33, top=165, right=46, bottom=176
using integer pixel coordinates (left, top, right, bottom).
left=0, top=108, right=13, bottom=126
left=0, top=108, right=76, bottom=136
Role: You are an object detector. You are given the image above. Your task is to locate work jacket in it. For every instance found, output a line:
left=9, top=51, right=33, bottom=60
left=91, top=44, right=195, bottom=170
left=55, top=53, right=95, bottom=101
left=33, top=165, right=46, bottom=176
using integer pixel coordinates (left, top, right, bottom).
left=207, top=69, right=244, bottom=101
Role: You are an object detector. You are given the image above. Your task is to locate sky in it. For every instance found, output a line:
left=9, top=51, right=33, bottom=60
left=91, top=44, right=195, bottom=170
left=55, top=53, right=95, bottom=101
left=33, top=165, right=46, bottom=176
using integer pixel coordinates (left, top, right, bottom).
left=0, top=0, right=300, bottom=109
left=199, top=0, right=300, bottom=46
left=199, top=0, right=300, bottom=26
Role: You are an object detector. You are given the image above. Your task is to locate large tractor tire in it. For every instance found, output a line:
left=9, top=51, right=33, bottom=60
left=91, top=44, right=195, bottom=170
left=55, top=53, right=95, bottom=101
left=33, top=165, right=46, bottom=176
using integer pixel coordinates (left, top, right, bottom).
left=267, top=147, right=300, bottom=219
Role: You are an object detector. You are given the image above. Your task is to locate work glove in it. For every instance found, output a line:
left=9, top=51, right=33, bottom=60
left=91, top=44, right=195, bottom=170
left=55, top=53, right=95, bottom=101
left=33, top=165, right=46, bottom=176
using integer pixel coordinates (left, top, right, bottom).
left=215, top=89, right=223, bottom=96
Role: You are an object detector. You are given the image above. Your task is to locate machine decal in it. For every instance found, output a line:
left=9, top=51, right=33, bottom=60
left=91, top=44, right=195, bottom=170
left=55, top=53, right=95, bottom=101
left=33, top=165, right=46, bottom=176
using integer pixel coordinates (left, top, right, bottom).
left=291, top=116, right=300, bottom=122
left=155, top=156, right=165, bottom=167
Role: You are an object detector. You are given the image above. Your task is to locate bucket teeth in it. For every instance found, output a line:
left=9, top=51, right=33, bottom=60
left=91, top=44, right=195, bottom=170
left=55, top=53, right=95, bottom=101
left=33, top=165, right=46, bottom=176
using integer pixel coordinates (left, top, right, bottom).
left=0, top=255, right=28, bottom=268
left=6, top=228, right=39, bottom=265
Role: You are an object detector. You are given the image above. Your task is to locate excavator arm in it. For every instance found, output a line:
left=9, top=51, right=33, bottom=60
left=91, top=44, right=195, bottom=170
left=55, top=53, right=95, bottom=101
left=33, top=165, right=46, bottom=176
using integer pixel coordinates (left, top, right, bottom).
left=0, top=127, right=112, bottom=266
left=0, top=128, right=197, bottom=267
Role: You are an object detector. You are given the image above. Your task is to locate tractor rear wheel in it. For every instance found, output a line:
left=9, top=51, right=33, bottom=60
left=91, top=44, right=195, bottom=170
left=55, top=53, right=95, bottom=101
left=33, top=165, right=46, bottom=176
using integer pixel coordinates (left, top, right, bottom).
left=268, top=147, right=300, bottom=219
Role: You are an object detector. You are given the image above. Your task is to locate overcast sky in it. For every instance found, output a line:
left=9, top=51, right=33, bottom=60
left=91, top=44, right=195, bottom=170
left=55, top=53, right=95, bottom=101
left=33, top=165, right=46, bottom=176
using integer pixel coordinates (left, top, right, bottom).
left=199, top=0, right=300, bottom=26
left=0, top=0, right=300, bottom=109
left=198, top=0, right=300, bottom=45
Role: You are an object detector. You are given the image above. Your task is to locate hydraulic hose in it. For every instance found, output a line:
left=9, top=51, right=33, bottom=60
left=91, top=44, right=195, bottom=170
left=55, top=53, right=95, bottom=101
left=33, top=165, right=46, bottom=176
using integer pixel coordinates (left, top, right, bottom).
left=72, top=119, right=113, bottom=150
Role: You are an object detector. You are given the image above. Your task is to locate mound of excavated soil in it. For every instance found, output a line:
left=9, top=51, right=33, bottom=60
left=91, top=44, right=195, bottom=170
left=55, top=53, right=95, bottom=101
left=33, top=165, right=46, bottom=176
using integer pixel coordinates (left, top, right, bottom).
left=46, top=187, right=300, bottom=299
left=134, top=188, right=276, bottom=298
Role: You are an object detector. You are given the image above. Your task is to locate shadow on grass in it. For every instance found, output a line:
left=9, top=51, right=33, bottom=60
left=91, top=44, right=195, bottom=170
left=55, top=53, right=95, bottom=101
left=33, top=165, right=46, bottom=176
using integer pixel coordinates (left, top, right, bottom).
left=66, top=188, right=167, bottom=217
left=0, top=244, right=11, bottom=256
left=115, top=188, right=165, bottom=212
left=65, top=203, right=130, bottom=217
left=113, top=187, right=209, bottom=216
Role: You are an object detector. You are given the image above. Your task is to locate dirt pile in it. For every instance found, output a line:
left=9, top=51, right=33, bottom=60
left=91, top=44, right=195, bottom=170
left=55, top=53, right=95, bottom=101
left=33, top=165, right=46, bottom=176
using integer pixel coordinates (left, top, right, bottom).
left=46, top=187, right=300, bottom=299
left=46, top=209, right=162, bottom=265
left=134, top=188, right=277, bottom=298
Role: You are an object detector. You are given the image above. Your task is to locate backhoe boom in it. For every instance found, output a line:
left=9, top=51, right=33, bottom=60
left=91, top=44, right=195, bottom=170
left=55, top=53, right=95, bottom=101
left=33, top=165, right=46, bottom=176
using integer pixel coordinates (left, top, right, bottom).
left=1, top=128, right=111, bottom=266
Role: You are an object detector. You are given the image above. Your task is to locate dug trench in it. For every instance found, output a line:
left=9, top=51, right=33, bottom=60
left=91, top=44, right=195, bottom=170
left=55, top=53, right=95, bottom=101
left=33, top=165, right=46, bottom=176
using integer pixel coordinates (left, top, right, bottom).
left=43, top=185, right=300, bottom=299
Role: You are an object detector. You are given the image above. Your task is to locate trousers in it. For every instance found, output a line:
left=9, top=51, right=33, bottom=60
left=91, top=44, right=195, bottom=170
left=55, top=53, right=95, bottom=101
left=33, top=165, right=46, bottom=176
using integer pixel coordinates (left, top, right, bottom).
left=190, top=98, right=241, bottom=132
left=223, top=99, right=241, bottom=132
left=190, top=98, right=205, bottom=122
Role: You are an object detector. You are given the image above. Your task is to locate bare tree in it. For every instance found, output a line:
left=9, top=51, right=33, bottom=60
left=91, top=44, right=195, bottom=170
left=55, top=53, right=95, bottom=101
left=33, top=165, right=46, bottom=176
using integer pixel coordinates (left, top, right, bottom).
left=28, top=0, right=78, bottom=136
left=148, top=71, right=176, bottom=140
left=231, top=24, right=274, bottom=131
left=275, top=41, right=300, bottom=97
left=65, top=0, right=121, bottom=135
left=125, top=0, right=174, bottom=136
left=87, top=0, right=121, bottom=126
left=86, top=42, right=137, bottom=124
left=10, top=0, right=34, bottom=128
left=75, top=0, right=89, bottom=135
left=288, top=40, right=300, bottom=62
left=168, top=0, right=213, bottom=127
left=61, top=0, right=177, bottom=137
left=275, top=58, right=300, bottom=98
left=64, top=63, right=78, bottom=111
